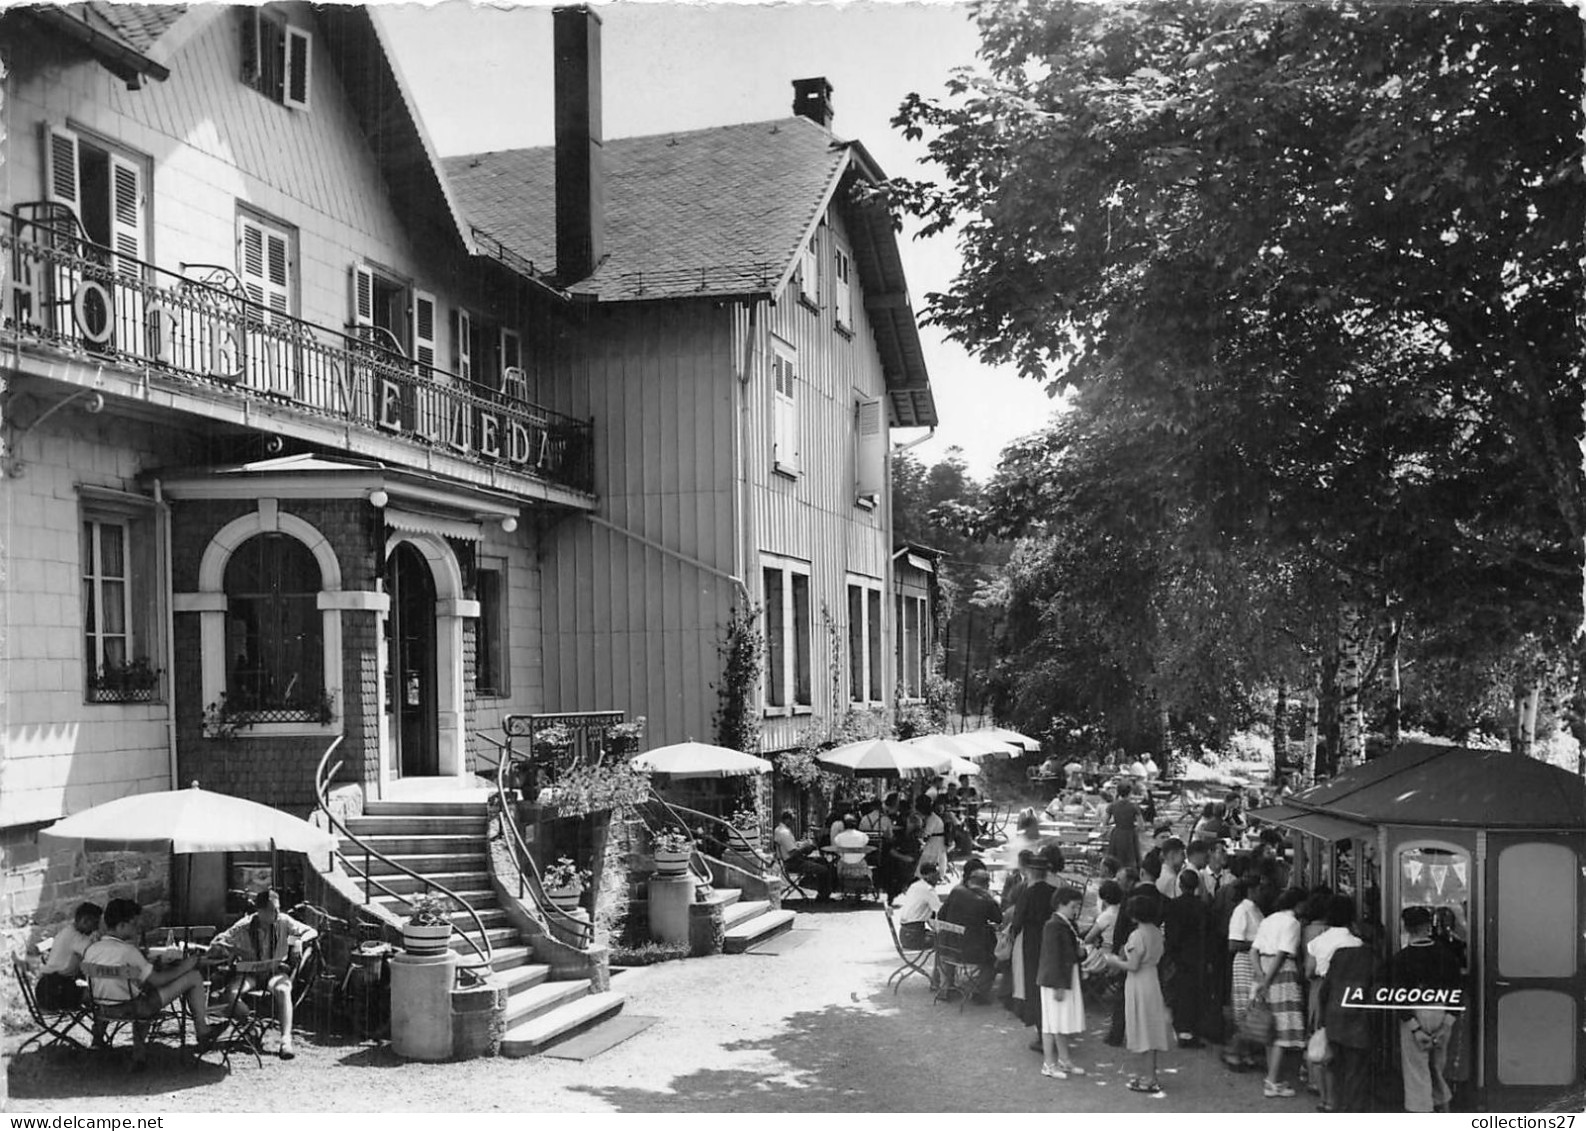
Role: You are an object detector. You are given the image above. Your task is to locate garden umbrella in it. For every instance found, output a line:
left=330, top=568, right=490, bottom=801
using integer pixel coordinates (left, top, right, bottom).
left=819, top=739, right=950, bottom=779
left=630, top=741, right=773, bottom=779
left=974, top=726, right=1041, bottom=754
left=907, top=733, right=1009, bottom=761
left=39, top=783, right=336, bottom=854
left=947, top=756, right=982, bottom=778
left=948, top=730, right=1022, bottom=757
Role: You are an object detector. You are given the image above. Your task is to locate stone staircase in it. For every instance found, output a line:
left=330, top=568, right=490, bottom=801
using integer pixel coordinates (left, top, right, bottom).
left=342, top=799, right=623, bottom=1057
left=693, top=885, right=797, bottom=953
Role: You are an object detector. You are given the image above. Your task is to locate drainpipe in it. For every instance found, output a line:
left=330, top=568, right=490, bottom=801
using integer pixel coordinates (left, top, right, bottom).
left=154, top=478, right=178, bottom=788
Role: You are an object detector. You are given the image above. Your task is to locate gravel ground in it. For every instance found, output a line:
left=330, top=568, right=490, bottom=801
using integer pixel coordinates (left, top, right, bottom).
left=5, top=903, right=1291, bottom=1114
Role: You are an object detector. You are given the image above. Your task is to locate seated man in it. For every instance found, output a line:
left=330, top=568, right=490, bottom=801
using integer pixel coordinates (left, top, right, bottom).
left=936, top=861, right=1002, bottom=1002
left=773, top=810, right=834, bottom=900
left=897, top=862, right=943, bottom=950
left=831, top=817, right=874, bottom=889
left=1037, top=755, right=1063, bottom=779
left=36, top=901, right=101, bottom=1011
left=208, top=889, right=317, bottom=1059
left=83, top=898, right=220, bottom=1063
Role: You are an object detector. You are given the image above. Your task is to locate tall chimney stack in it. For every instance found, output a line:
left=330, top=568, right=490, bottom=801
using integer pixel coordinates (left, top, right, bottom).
left=792, top=77, right=834, bottom=130
left=554, top=6, right=604, bottom=283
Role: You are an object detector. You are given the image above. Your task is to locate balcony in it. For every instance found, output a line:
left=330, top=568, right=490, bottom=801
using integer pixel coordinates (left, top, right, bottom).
left=1, top=207, right=593, bottom=496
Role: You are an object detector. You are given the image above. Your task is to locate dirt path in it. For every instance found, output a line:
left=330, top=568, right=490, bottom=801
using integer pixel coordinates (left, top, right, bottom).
left=6, top=904, right=1283, bottom=1113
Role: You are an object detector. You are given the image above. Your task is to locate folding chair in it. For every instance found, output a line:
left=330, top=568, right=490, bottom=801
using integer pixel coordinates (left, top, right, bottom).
left=208, top=957, right=280, bottom=1067
left=931, top=920, right=971, bottom=1012
left=883, top=906, right=934, bottom=995
left=79, top=961, right=183, bottom=1063
left=776, top=852, right=818, bottom=902
left=12, top=956, right=94, bottom=1054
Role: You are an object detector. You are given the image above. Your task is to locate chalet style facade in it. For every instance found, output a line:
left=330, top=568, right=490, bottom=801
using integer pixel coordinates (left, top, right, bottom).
left=0, top=4, right=593, bottom=925
left=0, top=3, right=936, bottom=941
left=444, top=15, right=938, bottom=755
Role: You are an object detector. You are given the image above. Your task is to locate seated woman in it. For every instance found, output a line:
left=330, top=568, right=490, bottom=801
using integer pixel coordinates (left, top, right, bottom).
left=208, top=889, right=318, bottom=1060
left=36, top=901, right=102, bottom=1011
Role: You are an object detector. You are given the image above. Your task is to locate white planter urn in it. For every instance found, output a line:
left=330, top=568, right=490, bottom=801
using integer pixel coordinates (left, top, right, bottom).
left=401, top=921, right=454, bottom=956
left=653, top=846, right=693, bottom=876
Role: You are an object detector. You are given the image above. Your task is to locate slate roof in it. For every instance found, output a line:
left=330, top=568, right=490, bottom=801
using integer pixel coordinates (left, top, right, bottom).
left=444, top=116, right=845, bottom=302
left=445, top=115, right=938, bottom=425
left=85, top=2, right=186, bottom=53
left=1277, top=741, right=1586, bottom=830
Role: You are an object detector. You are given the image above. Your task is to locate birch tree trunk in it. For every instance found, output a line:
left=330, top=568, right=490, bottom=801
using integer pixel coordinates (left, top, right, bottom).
left=1336, top=602, right=1366, bottom=771
left=1303, top=690, right=1319, bottom=788
left=1510, top=685, right=1526, bottom=756
left=1524, top=685, right=1540, bottom=756
left=1384, top=611, right=1402, bottom=750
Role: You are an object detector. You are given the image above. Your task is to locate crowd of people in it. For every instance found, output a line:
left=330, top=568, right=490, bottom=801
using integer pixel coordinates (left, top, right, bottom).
left=772, top=760, right=1470, bottom=1111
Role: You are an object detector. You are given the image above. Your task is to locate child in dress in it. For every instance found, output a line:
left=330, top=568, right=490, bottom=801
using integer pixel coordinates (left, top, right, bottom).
left=1104, top=893, right=1175, bottom=1095
left=1038, top=886, right=1088, bottom=1079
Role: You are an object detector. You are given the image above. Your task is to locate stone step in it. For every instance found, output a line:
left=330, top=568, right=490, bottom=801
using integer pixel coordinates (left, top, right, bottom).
left=486, top=944, right=538, bottom=974
left=485, top=962, right=551, bottom=999
left=722, top=908, right=797, bottom=953
left=337, top=834, right=486, bottom=856
left=721, top=898, right=770, bottom=931
left=501, top=978, right=590, bottom=1029
left=362, top=801, right=490, bottom=818
left=693, top=887, right=744, bottom=913
left=345, top=815, right=489, bottom=836
left=499, top=990, right=625, bottom=1057
left=449, top=925, right=522, bottom=953
left=369, top=871, right=492, bottom=895
left=354, top=852, right=489, bottom=876
left=372, top=889, right=501, bottom=913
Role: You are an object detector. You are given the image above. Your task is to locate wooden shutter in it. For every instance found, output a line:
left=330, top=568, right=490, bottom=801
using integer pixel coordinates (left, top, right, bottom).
left=453, top=309, right=472, bottom=381
left=799, top=237, right=819, bottom=304
left=240, top=217, right=290, bottom=318
left=855, top=395, right=885, bottom=497
left=350, top=265, right=374, bottom=332
left=412, top=291, right=437, bottom=372
left=772, top=350, right=799, bottom=472
left=241, top=9, right=260, bottom=85
left=108, top=154, right=144, bottom=278
left=834, top=247, right=853, bottom=328
left=284, top=26, right=311, bottom=110
left=44, top=124, right=81, bottom=223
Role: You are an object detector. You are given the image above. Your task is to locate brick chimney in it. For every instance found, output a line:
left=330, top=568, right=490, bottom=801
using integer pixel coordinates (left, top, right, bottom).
left=792, top=77, right=834, bottom=129
left=554, top=6, right=604, bottom=283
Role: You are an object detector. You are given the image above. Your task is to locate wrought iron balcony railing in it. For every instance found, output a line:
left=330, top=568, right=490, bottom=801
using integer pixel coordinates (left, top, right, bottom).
left=2, top=207, right=593, bottom=495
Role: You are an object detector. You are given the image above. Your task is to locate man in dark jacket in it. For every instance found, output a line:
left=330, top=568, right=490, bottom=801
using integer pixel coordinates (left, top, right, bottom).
left=937, top=860, right=1002, bottom=1002
left=1321, top=937, right=1381, bottom=1112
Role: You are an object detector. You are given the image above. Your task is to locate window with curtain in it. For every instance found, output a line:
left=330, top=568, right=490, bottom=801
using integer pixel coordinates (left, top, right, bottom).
left=223, top=533, right=324, bottom=717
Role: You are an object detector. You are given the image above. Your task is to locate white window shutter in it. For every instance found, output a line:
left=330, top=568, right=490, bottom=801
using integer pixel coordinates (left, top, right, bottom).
left=799, top=237, right=819, bottom=304
left=284, top=26, right=312, bottom=110
left=412, top=290, right=437, bottom=372
left=772, top=352, right=799, bottom=472
left=454, top=309, right=472, bottom=381
left=265, top=229, right=289, bottom=315
left=240, top=216, right=291, bottom=319
left=350, top=265, right=374, bottom=331
left=44, top=124, right=81, bottom=223
left=108, top=154, right=144, bottom=278
left=856, top=395, right=885, bottom=497
left=835, top=248, right=853, bottom=328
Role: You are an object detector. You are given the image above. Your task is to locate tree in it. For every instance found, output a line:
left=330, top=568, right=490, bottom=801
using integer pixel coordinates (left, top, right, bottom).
left=893, top=1, right=1584, bottom=764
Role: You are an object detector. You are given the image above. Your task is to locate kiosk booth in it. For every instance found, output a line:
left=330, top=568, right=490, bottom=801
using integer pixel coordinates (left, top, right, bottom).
left=1253, top=741, right=1584, bottom=1111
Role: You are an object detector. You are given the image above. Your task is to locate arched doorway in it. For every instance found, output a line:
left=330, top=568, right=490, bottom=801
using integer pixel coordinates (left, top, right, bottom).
left=385, top=541, right=438, bottom=776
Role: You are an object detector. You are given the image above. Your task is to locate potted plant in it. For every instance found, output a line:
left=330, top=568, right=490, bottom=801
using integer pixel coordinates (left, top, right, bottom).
left=401, top=892, right=456, bottom=956
left=651, top=827, right=694, bottom=876
left=541, top=856, right=588, bottom=911
left=729, top=804, right=762, bottom=848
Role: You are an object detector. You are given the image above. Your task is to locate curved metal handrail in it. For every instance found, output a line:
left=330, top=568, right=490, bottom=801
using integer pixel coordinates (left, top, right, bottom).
left=313, top=738, right=494, bottom=969
left=650, top=797, right=774, bottom=872
left=479, top=733, right=593, bottom=949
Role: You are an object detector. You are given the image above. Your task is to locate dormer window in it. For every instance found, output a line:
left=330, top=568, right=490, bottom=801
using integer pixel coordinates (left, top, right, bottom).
left=243, top=9, right=311, bottom=111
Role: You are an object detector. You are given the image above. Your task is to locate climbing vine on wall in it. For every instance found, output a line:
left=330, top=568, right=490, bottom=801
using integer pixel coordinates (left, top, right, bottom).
left=714, top=604, right=765, bottom=754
